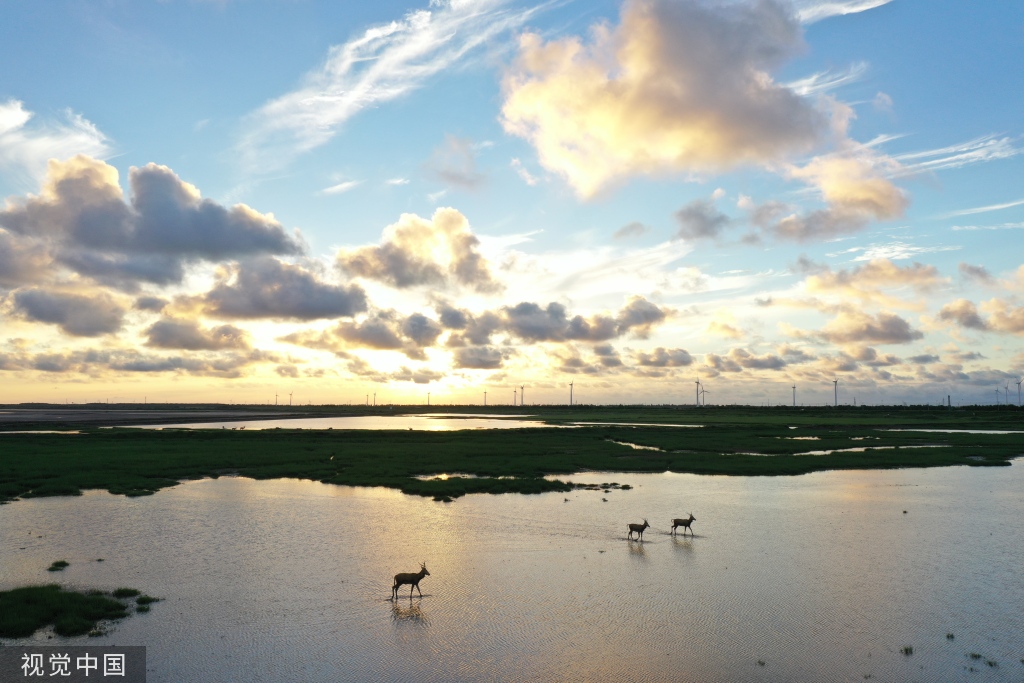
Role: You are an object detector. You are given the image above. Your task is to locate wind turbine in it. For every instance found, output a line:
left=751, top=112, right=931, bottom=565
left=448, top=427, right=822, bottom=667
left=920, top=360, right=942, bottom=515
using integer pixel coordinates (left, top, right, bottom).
left=792, top=385, right=796, bottom=407
left=695, top=379, right=701, bottom=407
left=275, top=393, right=278, bottom=406
left=1016, top=378, right=1022, bottom=406
left=289, top=392, right=293, bottom=407
left=484, top=391, right=487, bottom=406
left=514, top=389, right=517, bottom=406
left=569, top=381, right=574, bottom=406
left=427, top=392, right=430, bottom=407
left=1005, top=381, right=1010, bottom=406
left=373, top=391, right=376, bottom=407
left=521, top=385, right=525, bottom=406
left=700, top=386, right=708, bottom=406
left=833, top=378, right=838, bottom=407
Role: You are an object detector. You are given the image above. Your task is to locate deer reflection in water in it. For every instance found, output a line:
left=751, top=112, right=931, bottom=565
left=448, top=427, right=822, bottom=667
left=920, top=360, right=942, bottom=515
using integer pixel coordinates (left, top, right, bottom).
left=392, top=561, right=430, bottom=599
left=391, top=601, right=429, bottom=625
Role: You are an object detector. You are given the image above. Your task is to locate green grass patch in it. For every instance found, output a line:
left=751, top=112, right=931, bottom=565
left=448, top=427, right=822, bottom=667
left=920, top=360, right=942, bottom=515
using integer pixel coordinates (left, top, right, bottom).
left=0, top=405, right=1019, bottom=502
left=47, top=560, right=69, bottom=572
left=112, top=588, right=140, bottom=598
left=0, top=585, right=131, bottom=638
left=135, top=595, right=160, bottom=605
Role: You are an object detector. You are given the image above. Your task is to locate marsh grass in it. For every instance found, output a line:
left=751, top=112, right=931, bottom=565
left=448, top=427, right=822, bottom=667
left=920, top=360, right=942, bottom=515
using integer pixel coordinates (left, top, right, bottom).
left=0, top=585, right=131, bottom=638
left=47, top=560, right=69, bottom=572
left=112, top=588, right=140, bottom=598
left=0, top=406, right=1019, bottom=503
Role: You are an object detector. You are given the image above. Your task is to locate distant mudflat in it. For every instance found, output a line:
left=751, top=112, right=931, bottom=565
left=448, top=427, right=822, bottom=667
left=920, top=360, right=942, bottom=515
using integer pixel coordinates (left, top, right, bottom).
left=0, top=407, right=310, bottom=427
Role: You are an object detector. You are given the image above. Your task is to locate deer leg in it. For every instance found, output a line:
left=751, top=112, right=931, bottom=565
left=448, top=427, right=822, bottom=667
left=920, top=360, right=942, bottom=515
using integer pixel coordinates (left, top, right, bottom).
left=416, top=583, right=423, bottom=597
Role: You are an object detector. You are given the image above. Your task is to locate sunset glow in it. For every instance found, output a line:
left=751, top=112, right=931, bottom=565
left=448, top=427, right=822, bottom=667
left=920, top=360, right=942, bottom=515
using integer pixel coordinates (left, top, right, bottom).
left=1, top=0, right=1021, bottom=406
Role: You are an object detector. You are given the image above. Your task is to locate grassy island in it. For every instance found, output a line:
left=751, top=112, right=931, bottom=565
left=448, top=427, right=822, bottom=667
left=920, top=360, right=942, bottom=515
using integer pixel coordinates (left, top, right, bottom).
left=0, top=405, right=1020, bottom=502
left=0, top=585, right=153, bottom=638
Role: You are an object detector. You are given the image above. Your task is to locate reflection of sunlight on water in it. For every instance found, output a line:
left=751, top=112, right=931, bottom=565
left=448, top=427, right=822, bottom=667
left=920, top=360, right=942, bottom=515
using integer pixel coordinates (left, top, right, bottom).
left=127, top=414, right=558, bottom=431
left=1, top=466, right=1022, bottom=682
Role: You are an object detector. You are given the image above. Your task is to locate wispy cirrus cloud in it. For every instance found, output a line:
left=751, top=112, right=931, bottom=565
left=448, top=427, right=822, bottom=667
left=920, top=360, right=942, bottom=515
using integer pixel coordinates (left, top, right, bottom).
left=792, top=0, right=894, bottom=24
left=893, top=135, right=1022, bottom=177
left=320, top=180, right=362, bottom=195
left=237, top=0, right=543, bottom=173
left=0, top=100, right=111, bottom=187
left=786, top=61, right=868, bottom=96
left=941, top=197, right=1024, bottom=218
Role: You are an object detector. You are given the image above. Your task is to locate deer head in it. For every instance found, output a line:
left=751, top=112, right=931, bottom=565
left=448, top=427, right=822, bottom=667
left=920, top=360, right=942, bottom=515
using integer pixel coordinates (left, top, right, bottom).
left=421, top=562, right=430, bottom=576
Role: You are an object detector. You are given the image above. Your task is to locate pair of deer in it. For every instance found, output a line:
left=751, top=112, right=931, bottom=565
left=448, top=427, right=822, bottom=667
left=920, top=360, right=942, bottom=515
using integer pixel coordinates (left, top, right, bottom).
left=627, top=513, right=696, bottom=540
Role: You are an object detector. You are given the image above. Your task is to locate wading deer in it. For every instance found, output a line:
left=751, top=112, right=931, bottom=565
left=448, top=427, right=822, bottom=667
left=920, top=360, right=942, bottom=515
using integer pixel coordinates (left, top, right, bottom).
left=627, top=519, right=650, bottom=541
left=671, top=513, right=696, bottom=536
left=392, top=562, right=430, bottom=599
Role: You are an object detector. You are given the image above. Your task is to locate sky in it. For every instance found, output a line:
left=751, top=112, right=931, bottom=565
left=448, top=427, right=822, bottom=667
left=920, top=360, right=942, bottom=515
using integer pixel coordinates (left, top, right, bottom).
left=1, top=0, right=1022, bottom=407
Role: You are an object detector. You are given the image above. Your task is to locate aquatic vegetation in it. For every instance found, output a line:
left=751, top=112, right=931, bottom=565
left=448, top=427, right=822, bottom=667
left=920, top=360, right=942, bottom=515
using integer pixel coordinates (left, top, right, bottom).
left=0, top=585, right=132, bottom=638
left=113, top=588, right=140, bottom=598
left=900, top=645, right=913, bottom=656
left=47, top=560, right=69, bottom=572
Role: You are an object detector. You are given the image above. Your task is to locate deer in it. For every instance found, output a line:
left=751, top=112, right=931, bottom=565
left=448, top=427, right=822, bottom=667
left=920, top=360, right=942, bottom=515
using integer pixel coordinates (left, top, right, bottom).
left=627, top=519, right=650, bottom=541
left=392, top=562, right=430, bottom=599
left=671, top=513, right=696, bottom=536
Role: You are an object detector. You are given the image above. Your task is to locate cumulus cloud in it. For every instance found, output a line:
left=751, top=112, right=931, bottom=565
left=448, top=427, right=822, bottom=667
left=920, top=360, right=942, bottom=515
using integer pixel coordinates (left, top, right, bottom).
left=0, top=100, right=111, bottom=187
left=819, top=310, right=923, bottom=344
left=436, top=302, right=502, bottom=346
left=144, top=318, right=251, bottom=351
left=0, top=230, right=49, bottom=287
left=8, top=347, right=277, bottom=379
left=282, top=310, right=444, bottom=360
left=197, top=257, right=367, bottom=320
left=337, top=207, right=501, bottom=293
left=675, top=198, right=731, bottom=241
left=502, top=296, right=668, bottom=343
left=938, top=299, right=988, bottom=331
left=0, top=156, right=304, bottom=289
left=772, top=150, right=908, bottom=241
left=593, top=343, right=623, bottom=368
left=804, top=258, right=945, bottom=308
left=501, top=0, right=825, bottom=198
left=979, top=299, right=1024, bottom=335
left=633, top=347, right=693, bottom=367
left=705, top=347, right=788, bottom=373
left=958, top=263, right=995, bottom=284
left=11, top=288, right=126, bottom=337
left=428, top=135, right=485, bottom=189
left=452, top=345, right=506, bottom=369
left=134, top=296, right=168, bottom=312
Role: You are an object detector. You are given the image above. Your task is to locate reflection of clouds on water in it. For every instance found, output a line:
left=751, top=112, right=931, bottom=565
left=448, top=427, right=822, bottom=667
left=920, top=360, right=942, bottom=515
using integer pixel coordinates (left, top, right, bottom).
left=391, top=600, right=429, bottom=626
left=3, top=469, right=1022, bottom=682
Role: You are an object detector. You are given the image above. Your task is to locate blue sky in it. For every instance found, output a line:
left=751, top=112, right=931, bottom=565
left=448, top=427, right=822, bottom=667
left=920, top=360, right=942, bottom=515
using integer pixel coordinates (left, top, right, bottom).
left=1, top=0, right=1022, bottom=406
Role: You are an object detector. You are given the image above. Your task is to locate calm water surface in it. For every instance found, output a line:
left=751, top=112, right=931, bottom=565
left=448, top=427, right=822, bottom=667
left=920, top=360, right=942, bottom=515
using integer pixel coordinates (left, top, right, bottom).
left=127, top=414, right=554, bottom=431
left=2, top=466, right=1022, bottom=682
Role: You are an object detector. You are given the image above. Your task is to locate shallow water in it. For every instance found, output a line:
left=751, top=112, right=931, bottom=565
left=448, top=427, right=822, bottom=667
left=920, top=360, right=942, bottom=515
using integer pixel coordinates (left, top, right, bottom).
left=2, top=466, right=1022, bottom=682
left=127, top=414, right=556, bottom=431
